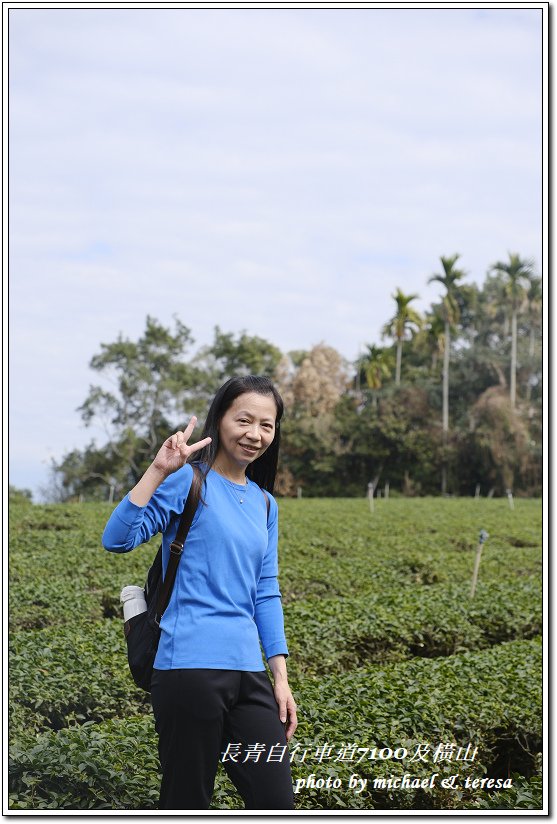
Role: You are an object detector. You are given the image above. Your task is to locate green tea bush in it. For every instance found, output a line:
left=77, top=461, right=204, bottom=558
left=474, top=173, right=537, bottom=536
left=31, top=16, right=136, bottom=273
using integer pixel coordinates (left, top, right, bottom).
left=9, top=640, right=541, bottom=811
left=8, top=717, right=160, bottom=810
left=8, top=498, right=543, bottom=811
left=284, top=579, right=541, bottom=676
left=9, top=620, right=151, bottom=741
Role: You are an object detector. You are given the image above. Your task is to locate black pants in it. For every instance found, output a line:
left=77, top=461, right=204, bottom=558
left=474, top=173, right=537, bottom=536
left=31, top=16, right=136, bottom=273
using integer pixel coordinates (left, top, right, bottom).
left=151, top=668, right=295, bottom=810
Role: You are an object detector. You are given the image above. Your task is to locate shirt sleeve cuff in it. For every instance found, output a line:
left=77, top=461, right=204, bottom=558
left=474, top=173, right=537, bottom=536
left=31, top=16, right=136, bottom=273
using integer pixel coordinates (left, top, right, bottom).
left=265, top=642, right=289, bottom=660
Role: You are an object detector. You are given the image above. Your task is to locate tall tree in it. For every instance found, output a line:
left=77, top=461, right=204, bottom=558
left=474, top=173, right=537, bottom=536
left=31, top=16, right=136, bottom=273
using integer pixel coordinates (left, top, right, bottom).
left=490, top=253, right=535, bottom=410
left=412, top=312, right=446, bottom=375
left=199, top=326, right=283, bottom=388
left=289, top=343, right=349, bottom=417
left=428, top=254, right=467, bottom=493
left=355, top=344, right=395, bottom=410
left=360, top=344, right=394, bottom=391
left=524, top=275, right=542, bottom=401
left=382, top=289, right=422, bottom=385
left=525, top=275, right=542, bottom=358
left=467, top=385, right=535, bottom=494
left=52, top=316, right=205, bottom=500
left=276, top=344, right=350, bottom=494
left=78, top=315, right=202, bottom=457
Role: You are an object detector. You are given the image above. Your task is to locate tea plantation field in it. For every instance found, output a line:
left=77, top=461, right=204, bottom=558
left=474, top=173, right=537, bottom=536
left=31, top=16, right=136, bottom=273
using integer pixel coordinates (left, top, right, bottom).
left=8, top=497, right=543, bottom=811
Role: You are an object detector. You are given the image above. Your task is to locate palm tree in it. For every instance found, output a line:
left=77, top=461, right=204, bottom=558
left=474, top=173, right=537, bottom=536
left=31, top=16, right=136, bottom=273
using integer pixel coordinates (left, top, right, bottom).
left=524, top=275, right=542, bottom=401
left=424, top=312, right=446, bottom=374
left=382, top=289, right=422, bottom=385
left=525, top=275, right=542, bottom=358
left=428, top=254, right=467, bottom=493
left=490, top=253, right=535, bottom=410
left=358, top=345, right=394, bottom=407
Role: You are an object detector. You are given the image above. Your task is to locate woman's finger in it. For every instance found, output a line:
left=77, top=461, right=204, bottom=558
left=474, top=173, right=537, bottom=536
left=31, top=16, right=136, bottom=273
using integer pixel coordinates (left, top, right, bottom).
left=187, top=437, right=212, bottom=455
left=286, top=706, right=298, bottom=741
left=285, top=697, right=297, bottom=739
left=182, top=416, right=198, bottom=441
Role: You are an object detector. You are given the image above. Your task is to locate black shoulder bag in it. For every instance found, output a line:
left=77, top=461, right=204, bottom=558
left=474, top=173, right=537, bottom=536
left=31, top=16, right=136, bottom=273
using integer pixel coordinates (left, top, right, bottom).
left=123, top=467, right=200, bottom=692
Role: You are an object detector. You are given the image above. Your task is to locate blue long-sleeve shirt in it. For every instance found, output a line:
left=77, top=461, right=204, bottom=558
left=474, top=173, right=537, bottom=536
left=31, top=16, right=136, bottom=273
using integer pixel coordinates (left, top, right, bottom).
left=102, top=463, right=288, bottom=671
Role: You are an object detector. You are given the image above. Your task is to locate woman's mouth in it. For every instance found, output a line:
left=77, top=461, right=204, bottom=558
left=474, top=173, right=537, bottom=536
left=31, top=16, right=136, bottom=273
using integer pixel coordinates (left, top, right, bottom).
left=239, top=443, right=259, bottom=454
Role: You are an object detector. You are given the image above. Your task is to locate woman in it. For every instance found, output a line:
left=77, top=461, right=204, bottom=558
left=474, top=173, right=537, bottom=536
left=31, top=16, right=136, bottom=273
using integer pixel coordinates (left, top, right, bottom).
left=102, top=375, right=297, bottom=810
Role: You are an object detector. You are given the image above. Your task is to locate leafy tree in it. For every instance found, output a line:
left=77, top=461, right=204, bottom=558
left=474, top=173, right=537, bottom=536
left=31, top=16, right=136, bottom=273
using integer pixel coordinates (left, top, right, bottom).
left=490, top=253, right=536, bottom=410
left=279, top=410, right=348, bottom=496
left=276, top=344, right=350, bottom=494
left=52, top=316, right=204, bottom=501
left=79, top=315, right=203, bottom=444
left=197, top=326, right=283, bottom=390
left=465, top=386, right=538, bottom=494
left=45, top=442, right=122, bottom=503
left=288, top=344, right=349, bottom=418
left=332, top=385, right=441, bottom=496
left=448, top=275, right=513, bottom=414
left=287, top=350, right=310, bottom=368
left=428, top=254, right=467, bottom=493
left=382, top=289, right=422, bottom=385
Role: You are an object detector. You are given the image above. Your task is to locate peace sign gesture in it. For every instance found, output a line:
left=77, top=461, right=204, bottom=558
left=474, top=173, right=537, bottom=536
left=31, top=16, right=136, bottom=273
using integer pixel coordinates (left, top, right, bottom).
left=129, top=418, right=211, bottom=507
left=152, top=417, right=212, bottom=478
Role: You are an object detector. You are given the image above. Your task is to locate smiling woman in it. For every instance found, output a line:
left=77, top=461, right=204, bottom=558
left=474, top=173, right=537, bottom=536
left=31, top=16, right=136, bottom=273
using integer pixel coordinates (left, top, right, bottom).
left=215, top=393, right=277, bottom=483
left=101, top=375, right=296, bottom=811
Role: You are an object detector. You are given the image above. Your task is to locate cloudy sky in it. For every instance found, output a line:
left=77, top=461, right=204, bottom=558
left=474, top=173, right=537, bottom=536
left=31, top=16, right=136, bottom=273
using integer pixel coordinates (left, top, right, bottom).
left=8, top=5, right=543, bottom=499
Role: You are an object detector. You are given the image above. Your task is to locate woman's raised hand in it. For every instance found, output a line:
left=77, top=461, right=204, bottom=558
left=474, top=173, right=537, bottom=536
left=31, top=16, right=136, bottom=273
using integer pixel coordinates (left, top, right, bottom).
left=152, top=417, right=212, bottom=477
left=128, top=418, right=211, bottom=506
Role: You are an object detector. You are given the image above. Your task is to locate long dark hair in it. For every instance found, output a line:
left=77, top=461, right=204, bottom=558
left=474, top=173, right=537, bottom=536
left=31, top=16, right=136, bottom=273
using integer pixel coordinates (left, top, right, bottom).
left=187, top=375, right=284, bottom=506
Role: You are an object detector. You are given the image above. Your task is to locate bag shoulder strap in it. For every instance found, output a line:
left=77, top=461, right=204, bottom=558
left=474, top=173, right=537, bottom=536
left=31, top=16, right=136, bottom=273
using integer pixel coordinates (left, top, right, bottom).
left=261, top=489, right=270, bottom=521
left=155, top=465, right=201, bottom=621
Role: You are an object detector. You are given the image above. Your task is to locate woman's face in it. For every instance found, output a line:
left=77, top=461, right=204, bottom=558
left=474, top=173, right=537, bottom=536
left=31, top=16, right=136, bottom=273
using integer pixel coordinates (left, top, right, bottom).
left=216, top=392, right=277, bottom=472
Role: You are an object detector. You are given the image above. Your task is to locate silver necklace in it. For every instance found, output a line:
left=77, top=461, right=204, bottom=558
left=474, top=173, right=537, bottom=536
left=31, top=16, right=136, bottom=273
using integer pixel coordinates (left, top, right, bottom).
left=230, top=477, right=248, bottom=504
left=214, top=467, right=249, bottom=504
